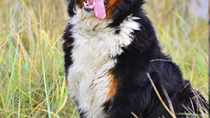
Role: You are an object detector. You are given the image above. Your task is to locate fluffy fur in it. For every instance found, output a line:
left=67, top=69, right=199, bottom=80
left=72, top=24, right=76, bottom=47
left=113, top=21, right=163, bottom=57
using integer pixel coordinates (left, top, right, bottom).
left=63, top=0, right=208, bottom=117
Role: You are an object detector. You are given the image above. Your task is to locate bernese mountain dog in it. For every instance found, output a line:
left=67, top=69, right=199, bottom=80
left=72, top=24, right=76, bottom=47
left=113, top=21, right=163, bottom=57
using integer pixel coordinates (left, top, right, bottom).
left=62, top=0, right=208, bottom=117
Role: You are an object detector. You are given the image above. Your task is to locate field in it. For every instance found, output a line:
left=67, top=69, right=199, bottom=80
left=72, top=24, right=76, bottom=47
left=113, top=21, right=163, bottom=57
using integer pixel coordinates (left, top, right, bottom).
left=0, top=0, right=208, bottom=117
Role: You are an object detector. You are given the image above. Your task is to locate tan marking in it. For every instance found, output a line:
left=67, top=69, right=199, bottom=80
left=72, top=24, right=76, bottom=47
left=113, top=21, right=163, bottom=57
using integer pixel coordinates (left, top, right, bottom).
left=105, top=0, right=121, bottom=20
left=76, top=0, right=84, bottom=8
left=107, top=71, right=118, bottom=101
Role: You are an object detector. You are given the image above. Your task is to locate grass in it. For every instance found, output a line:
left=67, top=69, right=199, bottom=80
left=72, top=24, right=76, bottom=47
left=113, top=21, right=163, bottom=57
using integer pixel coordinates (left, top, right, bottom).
left=0, top=0, right=208, bottom=117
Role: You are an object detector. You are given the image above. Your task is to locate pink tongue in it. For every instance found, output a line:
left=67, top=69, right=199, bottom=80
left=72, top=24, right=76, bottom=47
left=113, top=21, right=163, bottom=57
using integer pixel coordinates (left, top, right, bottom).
left=93, top=0, right=106, bottom=19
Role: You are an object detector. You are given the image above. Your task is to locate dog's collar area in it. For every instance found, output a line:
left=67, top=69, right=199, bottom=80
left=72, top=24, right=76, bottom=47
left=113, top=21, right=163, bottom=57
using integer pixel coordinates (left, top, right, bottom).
left=67, top=18, right=71, bottom=25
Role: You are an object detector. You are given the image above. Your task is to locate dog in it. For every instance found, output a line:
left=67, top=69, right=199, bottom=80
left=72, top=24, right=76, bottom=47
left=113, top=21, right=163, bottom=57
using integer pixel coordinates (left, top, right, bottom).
left=62, top=0, right=208, bottom=117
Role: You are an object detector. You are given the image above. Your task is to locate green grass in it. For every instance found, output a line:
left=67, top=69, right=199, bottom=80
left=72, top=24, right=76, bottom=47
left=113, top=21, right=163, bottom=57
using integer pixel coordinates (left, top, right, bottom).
left=0, top=0, right=208, bottom=117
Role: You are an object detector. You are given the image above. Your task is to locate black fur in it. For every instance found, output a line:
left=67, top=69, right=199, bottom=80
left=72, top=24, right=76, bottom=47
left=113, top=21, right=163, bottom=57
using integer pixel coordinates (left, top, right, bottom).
left=67, top=0, right=76, bottom=17
left=63, top=0, right=208, bottom=117
left=63, top=24, right=74, bottom=77
left=108, top=0, right=145, bottom=28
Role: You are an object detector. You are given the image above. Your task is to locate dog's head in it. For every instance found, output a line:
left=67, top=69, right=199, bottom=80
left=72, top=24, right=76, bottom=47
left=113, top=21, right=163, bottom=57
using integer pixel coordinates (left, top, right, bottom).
left=68, top=0, right=145, bottom=26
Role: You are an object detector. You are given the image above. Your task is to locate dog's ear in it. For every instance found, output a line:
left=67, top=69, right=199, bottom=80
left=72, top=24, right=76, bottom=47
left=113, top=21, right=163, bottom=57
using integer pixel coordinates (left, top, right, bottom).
left=109, top=0, right=145, bottom=27
left=67, top=0, right=76, bottom=17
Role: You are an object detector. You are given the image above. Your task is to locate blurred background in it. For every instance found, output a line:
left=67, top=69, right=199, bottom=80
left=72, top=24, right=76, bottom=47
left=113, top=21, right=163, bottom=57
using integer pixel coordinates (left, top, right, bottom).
left=0, top=0, right=208, bottom=117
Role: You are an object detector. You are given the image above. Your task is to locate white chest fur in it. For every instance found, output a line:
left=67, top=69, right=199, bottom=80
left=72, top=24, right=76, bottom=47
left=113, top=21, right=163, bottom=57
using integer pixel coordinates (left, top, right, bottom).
left=67, top=8, right=140, bottom=117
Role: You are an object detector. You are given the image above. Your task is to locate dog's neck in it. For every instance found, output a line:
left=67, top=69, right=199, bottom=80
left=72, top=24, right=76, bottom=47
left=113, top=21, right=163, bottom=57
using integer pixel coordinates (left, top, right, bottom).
left=70, top=7, right=140, bottom=38
left=71, top=8, right=110, bottom=31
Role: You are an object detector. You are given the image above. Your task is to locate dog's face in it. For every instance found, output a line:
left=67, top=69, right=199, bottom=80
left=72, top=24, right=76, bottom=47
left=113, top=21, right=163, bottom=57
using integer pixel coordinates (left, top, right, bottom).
left=72, top=0, right=121, bottom=20
left=68, top=0, right=145, bottom=22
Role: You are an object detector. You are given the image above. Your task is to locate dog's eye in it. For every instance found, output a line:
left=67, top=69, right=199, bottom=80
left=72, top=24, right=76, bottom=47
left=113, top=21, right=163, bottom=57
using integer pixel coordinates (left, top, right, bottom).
left=84, top=0, right=87, bottom=3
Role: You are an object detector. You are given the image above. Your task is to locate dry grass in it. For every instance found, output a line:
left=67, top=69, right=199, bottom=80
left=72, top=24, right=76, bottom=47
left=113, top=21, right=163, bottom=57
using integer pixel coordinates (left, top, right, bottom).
left=0, top=0, right=208, bottom=117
